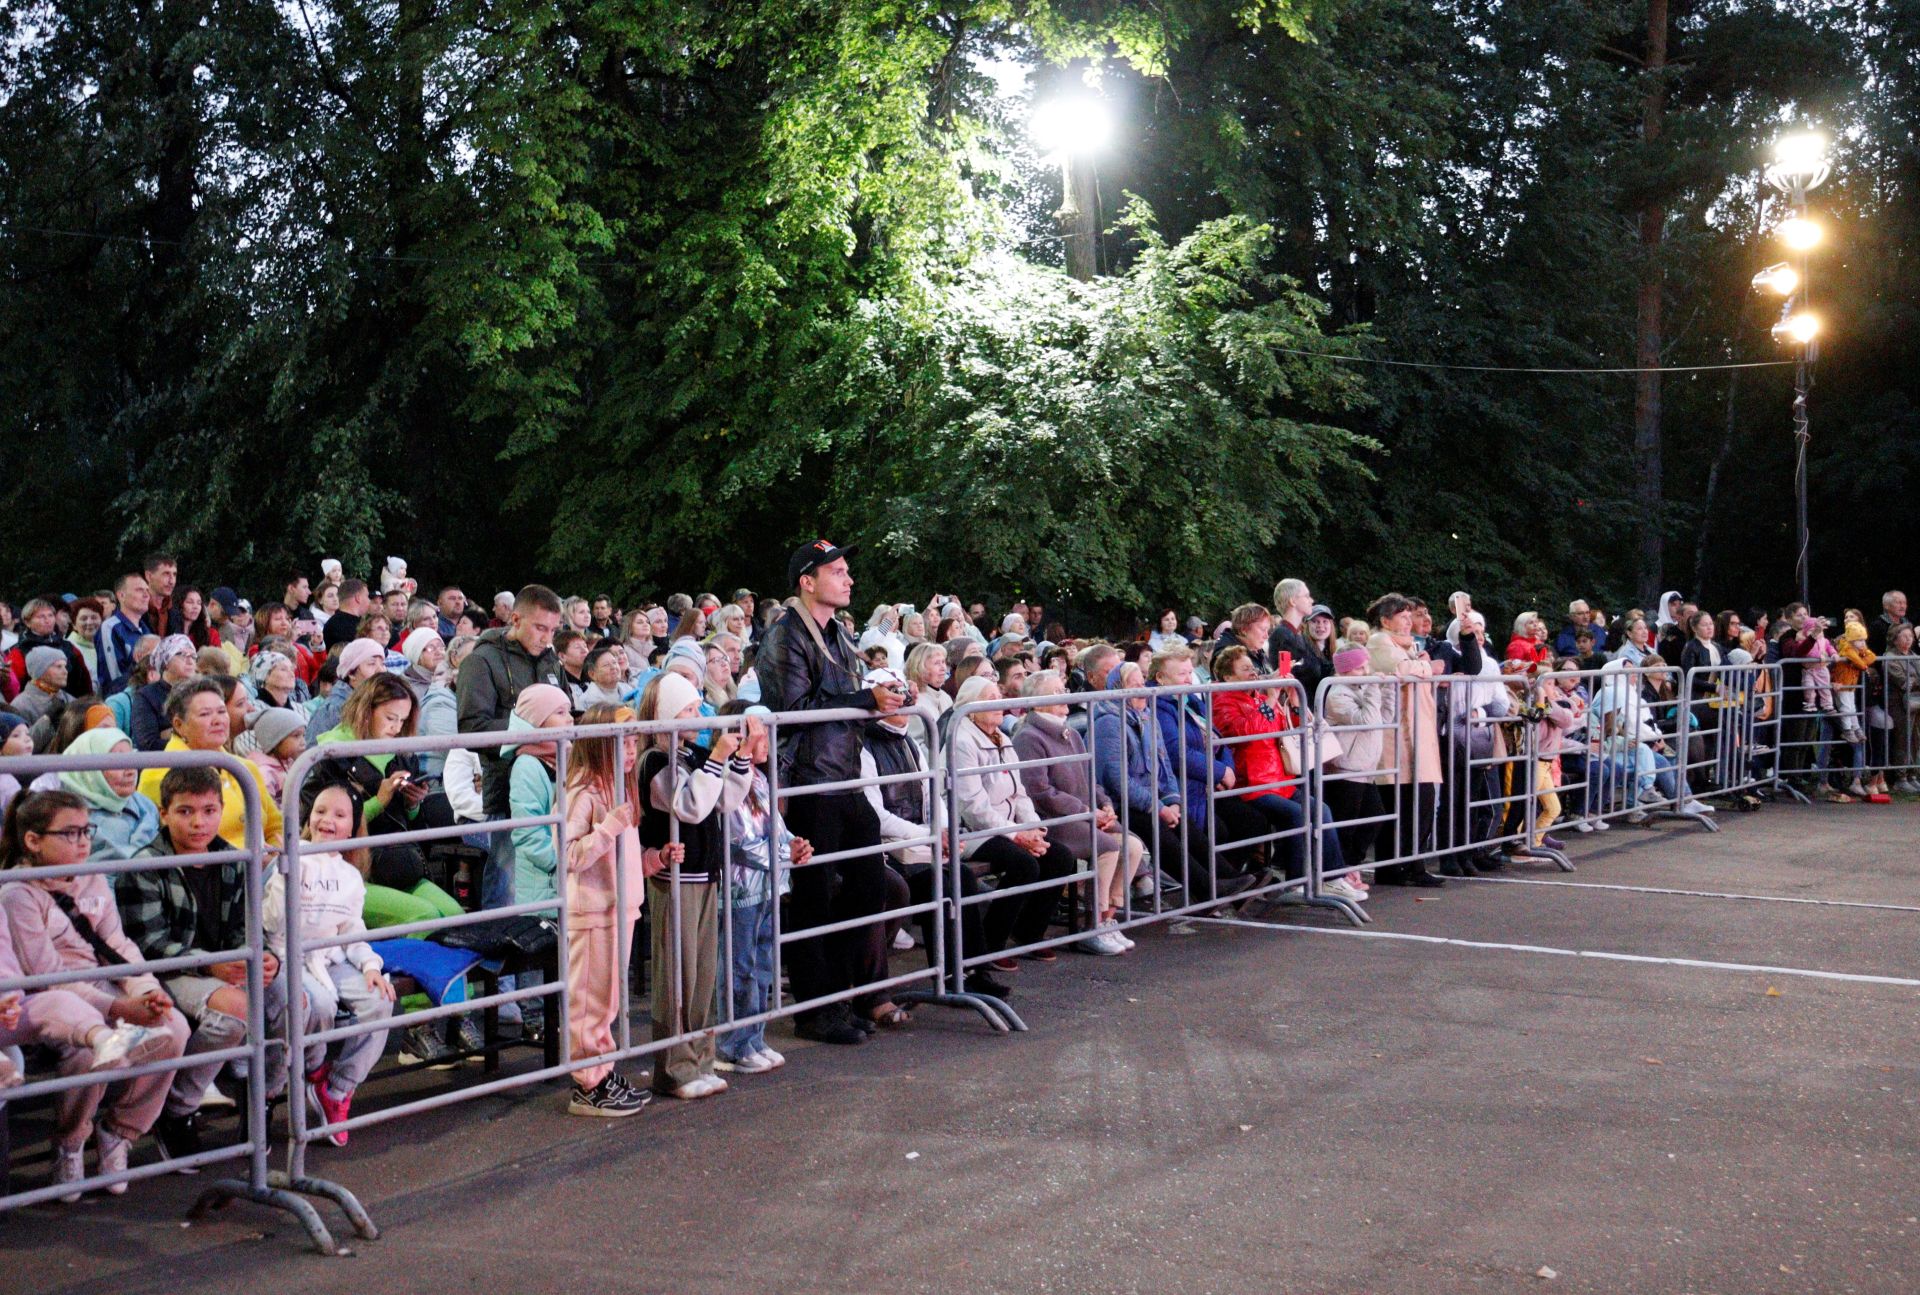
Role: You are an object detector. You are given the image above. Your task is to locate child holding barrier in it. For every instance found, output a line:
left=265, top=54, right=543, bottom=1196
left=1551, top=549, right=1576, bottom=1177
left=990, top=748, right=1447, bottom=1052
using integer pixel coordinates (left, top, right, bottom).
left=1, top=790, right=188, bottom=1199
left=637, top=671, right=752, bottom=1100
left=714, top=701, right=813, bottom=1073
left=265, top=783, right=396, bottom=1146
left=557, top=702, right=650, bottom=1117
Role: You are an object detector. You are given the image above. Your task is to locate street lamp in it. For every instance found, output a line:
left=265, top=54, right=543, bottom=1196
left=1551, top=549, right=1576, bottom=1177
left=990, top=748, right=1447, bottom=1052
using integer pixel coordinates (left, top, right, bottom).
left=1758, top=130, right=1830, bottom=609
left=1032, top=92, right=1111, bottom=282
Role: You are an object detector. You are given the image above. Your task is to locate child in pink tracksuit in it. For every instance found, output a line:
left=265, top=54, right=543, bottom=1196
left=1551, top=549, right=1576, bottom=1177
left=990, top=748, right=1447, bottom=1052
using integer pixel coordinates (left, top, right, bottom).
left=1, top=790, right=187, bottom=1200
left=558, top=702, right=651, bottom=1117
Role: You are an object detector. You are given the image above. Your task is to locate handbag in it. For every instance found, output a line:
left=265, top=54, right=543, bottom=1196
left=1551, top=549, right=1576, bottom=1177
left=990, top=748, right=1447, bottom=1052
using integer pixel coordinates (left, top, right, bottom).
left=1278, top=719, right=1344, bottom=776
left=437, top=914, right=558, bottom=962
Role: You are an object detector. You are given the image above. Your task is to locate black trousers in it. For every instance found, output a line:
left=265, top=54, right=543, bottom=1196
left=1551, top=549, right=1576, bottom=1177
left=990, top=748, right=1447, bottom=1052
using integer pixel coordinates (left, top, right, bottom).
left=1324, top=778, right=1392, bottom=867
left=1379, top=782, right=1437, bottom=881
left=967, top=835, right=1076, bottom=954
left=895, top=857, right=989, bottom=982
left=781, top=791, right=886, bottom=1020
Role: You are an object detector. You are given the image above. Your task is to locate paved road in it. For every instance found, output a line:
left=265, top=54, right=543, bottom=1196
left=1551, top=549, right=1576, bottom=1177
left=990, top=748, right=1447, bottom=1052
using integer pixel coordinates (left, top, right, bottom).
left=8, top=801, right=1918, bottom=1294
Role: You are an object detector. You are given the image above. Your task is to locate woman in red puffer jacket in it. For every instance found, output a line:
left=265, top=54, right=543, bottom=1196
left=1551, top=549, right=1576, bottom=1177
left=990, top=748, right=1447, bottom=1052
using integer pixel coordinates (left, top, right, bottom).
left=1505, top=612, right=1552, bottom=669
left=1208, top=646, right=1359, bottom=898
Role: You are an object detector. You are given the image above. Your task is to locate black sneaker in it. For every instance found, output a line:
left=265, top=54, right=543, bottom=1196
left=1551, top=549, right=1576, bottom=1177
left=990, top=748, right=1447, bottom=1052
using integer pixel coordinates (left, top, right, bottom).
left=153, top=1111, right=205, bottom=1171
left=568, top=1074, right=650, bottom=1118
left=964, top=973, right=1014, bottom=1000
left=794, top=1007, right=866, bottom=1046
left=399, top=1022, right=456, bottom=1066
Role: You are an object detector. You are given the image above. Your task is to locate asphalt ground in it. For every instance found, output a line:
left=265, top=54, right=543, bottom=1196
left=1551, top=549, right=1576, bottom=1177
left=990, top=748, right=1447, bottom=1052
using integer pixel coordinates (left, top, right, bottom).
left=5, top=798, right=1918, bottom=1294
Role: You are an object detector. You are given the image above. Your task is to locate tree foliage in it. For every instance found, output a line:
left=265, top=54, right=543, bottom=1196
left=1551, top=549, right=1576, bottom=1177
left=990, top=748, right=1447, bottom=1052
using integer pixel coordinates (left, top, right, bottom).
left=0, top=0, right=1909, bottom=623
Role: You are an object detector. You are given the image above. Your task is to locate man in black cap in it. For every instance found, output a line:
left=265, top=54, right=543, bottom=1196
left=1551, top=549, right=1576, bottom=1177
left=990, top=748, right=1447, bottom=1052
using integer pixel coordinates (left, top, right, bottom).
left=755, top=540, right=907, bottom=1045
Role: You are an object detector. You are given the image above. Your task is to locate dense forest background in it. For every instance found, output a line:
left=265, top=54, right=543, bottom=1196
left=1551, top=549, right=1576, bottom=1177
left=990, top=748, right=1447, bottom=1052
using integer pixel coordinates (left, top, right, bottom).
left=1, top=1, right=1913, bottom=625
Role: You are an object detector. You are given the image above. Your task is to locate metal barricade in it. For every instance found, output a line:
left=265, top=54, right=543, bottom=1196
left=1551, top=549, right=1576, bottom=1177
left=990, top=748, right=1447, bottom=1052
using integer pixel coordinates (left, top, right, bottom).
left=1533, top=664, right=1710, bottom=834
left=1875, top=654, right=1920, bottom=784
left=0, top=747, right=361, bottom=1253
left=1671, top=662, right=1782, bottom=809
left=275, top=704, right=983, bottom=1196
left=1771, top=655, right=1868, bottom=798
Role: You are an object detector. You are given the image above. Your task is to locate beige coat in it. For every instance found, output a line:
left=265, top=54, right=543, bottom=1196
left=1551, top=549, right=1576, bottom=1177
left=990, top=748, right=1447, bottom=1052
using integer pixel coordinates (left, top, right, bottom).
left=1366, top=632, right=1443, bottom=784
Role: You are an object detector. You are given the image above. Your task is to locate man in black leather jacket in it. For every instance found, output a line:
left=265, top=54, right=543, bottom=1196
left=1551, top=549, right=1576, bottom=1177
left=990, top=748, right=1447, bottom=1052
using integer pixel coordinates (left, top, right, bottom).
left=755, top=540, right=907, bottom=1045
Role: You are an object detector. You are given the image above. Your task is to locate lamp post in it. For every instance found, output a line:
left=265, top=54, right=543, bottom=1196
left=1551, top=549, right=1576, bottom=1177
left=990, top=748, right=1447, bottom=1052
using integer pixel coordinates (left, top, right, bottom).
left=1756, top=131, right=1830, bottom=609
left=1032, top=94, right=1111, bottom=282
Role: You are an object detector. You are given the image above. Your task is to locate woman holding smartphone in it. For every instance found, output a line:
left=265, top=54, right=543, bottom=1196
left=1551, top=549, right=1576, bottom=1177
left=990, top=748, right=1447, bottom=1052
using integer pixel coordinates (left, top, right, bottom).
left=307, top=672, right=462, bottom=931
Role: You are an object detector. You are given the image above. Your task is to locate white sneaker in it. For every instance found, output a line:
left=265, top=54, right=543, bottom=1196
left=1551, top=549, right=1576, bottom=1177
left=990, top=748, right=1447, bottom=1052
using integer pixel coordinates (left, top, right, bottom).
left=1592, top=819, right=1611, bottom=831
left=729, top=1050, right=776, bottom=1075
left=1077, top=931, right=1124, bottom=956
left=1323, top=878, right=1367, bottom=902
left=890, top=928, right=916, bottom=952
left=52, top=1144, right=86, bottom=1202
left=1110, top=929, right=1136, bottom=951
left=1573, top=821, right=1593, bottom=834
left=95, top=1130, right=130, bottom=1195
left=752, top=1045, right=786, bottom=1069
left=670, top=1076, right=718, bottom=1100
left=704, top=1073, right=728, bottom=1095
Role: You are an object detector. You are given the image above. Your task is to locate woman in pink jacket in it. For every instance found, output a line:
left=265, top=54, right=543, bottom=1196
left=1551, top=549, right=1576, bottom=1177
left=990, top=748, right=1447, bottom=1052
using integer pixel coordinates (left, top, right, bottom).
left=1, top=790, right=188, bottom=1199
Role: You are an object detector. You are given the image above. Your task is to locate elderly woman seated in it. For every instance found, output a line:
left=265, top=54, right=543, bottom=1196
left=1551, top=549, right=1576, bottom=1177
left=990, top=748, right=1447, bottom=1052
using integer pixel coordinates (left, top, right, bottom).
left=1009, top=672, right=1143, bottom=955
left=949, top=676, right=1077, bottom=972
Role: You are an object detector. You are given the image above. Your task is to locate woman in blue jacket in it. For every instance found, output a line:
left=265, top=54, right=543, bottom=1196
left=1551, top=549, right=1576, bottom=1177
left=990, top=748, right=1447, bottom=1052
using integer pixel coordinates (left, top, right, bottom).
left=1092, top=660, right=1254, bottom=903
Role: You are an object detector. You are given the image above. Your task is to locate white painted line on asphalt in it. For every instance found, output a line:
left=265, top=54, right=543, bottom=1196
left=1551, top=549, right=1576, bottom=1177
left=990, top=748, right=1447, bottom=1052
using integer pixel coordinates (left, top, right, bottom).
left=1456, top=874, right=1920, bottom=914
left=1195, top=914, right=1920, bottom=988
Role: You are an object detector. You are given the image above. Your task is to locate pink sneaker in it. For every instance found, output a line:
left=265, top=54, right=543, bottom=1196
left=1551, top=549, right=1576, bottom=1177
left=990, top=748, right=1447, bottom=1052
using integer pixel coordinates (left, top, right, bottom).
left=305, top=1066, right=352, bottom=1147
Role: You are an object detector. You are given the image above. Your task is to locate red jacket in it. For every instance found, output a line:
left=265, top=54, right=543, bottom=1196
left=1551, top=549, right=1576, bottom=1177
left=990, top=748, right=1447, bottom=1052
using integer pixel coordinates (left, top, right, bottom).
left=1505, top=636, right=1550, bottom=667
left=1211, top=687, right=1297, bottom=800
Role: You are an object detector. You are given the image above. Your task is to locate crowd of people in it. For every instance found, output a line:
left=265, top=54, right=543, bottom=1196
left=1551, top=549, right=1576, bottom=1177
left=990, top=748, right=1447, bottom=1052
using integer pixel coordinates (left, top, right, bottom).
left=2, top=546, right=1914, bottom=1201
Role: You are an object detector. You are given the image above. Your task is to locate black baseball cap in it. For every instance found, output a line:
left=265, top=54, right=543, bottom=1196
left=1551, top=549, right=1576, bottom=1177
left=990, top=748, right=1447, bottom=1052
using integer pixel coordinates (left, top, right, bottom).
left=788, top=539, right=856, bottom=589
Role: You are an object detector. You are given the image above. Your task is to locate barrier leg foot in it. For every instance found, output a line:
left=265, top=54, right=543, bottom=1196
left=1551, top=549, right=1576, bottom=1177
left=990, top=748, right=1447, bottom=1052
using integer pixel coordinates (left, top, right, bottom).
left=1776, top=781, right=1813, bottom=805
left=1527, top=847, right=1576, bottom=873
left=1304, top=895, right=1367, bottom=928
left=898, top=989, right=1017, bottom=1034
left=289, top=1174, right=379, bottom=1240
left=956, top=990, right=1026, bottom=1032
left=192, top=1178, right=342, bottom=1255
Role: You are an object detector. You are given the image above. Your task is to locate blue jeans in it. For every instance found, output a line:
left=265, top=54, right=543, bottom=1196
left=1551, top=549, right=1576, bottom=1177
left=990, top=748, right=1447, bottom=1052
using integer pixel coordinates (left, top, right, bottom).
left=718, top=899, right=774, bottom=1062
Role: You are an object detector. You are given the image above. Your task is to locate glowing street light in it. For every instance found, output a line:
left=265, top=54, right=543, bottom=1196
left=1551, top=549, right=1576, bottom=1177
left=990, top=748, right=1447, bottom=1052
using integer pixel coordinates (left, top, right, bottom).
left=1771, top=313, right=1819, bottom=345
left=1764, top=132, right=1831, bottom=194
left=1777, top=216, right=1822, bottom=251
left=1030, top=95, right=1112, bottom=161
left=1032, top=89, right=1114, bottom=282
left=1755, top=127, right=1832, bottom=609
left=1750, top=262, right=1799, bottom=295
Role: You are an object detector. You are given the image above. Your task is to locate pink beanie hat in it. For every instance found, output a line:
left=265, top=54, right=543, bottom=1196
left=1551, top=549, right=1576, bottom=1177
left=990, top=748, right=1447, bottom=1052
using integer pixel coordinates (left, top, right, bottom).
left=1332, top=646, right=1369, bottom=675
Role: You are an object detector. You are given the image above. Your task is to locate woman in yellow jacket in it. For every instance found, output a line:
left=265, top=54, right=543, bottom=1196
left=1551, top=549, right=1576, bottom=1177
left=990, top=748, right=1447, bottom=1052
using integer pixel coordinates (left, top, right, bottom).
left=135, top=679, right=283, bottom=847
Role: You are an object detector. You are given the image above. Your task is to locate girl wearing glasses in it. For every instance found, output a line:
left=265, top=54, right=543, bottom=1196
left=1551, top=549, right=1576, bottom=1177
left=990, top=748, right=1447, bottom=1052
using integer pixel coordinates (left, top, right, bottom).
left=0, top=790, right=187, bottom=1200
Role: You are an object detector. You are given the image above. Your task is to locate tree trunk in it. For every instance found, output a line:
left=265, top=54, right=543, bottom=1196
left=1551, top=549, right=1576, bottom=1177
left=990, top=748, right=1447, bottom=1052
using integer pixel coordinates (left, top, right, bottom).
left=1632, top=0, right=1668, bottom=608
left=1062, top=151, right=1099, bottom=282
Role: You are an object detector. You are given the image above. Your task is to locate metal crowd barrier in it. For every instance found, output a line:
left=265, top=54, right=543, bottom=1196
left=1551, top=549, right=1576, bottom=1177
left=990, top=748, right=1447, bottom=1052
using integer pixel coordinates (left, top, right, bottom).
left=1874, top=654, right=1920, bottom=783
left=0, top=747, right=363, bottom=1253
left=1542, top=663, right=1714, bottom=832
left=1671, top=662, right=1783, bottom=810
left=1770, top=655, right=1868, bottom=797
left=275, top=705, right=983, bottom=1188
left=11, top=654, right=1851, bottom=1252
